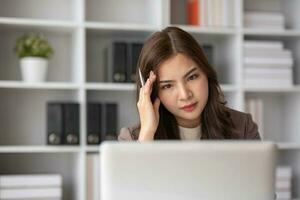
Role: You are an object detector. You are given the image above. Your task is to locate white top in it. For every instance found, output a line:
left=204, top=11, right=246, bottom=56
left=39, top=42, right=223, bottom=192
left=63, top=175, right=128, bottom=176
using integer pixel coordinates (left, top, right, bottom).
left=179, top=125, right=202, bottom=140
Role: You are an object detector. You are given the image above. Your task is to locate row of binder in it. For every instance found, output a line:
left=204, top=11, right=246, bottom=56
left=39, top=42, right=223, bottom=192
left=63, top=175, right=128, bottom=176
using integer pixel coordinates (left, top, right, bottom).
left=47, top=102, right=118, bottom=145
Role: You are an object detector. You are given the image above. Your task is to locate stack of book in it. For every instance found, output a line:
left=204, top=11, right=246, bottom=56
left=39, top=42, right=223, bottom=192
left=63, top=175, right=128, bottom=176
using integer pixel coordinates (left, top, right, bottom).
left=87, top=153, right=100, bottom=200
left=186, top=0, right=234, bottom=27
left=245, top=98, right=264, bottom=139
left=244, top=11, right=285, bottom=30
left=0, top=174, right=62, bottom=200
left=276, top=166, right=292, bottom=200
left=243, top=40, right=293, bottom=87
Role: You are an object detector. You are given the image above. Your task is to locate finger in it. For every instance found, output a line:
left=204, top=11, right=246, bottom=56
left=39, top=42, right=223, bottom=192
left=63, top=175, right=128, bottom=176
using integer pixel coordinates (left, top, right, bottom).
left=144, top=72, right=156, bottom=95
left=154, top=98, right=161, bottom=114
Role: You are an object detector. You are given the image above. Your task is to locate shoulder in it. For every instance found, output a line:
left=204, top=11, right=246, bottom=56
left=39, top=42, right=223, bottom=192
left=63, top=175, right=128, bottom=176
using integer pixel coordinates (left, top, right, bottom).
left=227, top=108, right=261, bottom=140
left=118, top=124, right=140, bottom=141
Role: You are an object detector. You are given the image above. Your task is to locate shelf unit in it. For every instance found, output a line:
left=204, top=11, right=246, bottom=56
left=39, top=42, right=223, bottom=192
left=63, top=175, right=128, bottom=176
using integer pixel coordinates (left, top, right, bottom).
left=0, top=0, right=300, bottom=199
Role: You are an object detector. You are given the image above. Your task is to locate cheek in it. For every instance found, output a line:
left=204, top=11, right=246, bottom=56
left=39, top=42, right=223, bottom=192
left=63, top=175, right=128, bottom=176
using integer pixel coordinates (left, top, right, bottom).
left=195, top=79, right=209, bottom=100
left=158, top=91, right=176, bottom=109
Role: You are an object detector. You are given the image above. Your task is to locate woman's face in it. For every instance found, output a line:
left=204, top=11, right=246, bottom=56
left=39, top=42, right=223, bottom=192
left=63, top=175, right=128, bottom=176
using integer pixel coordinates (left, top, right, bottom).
left=157, top=53, right=209, bottom=128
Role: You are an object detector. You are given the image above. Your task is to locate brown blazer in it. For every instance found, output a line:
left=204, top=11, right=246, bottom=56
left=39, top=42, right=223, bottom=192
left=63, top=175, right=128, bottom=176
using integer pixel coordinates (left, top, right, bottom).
left=118, top=108, right=260, bottom=141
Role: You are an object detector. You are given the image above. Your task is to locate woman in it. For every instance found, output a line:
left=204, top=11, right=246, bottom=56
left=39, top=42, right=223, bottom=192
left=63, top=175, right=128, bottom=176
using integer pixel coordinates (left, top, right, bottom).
left=118, top=26, right=260, bottom=141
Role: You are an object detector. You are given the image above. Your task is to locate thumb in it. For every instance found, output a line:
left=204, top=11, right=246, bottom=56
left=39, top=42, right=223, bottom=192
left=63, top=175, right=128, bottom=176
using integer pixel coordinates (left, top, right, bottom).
left=154, top=98, right=161, bottom=115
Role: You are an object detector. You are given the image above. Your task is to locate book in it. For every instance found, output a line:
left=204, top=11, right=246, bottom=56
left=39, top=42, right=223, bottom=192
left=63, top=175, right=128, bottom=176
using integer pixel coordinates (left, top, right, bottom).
left=187, top=0, right=199, bottom=25
left=127, top=42, right=143, bottom=83
left=103, top=103, right=118, bottom=141
left=244, top=11, right=284, bottom=22
left=0, top=188, right=62, bottom=199
left=244, top=78, right=292, bottom=87
left=244, top=57, right=293, bottom=68
left=276, top=191, right=291, bottom=199
left=276, top=180, right=291, bottom=190
left=64, top=103, right=80, bottom=145
left=171, top=0, right=187, bottom=24
left=200, top=0, right=208, bottom=27
left=245, top=98, right=264, bottom=139
left=107, top=41, right=127, bottom=83
left=0, top=174, right=62, bottom=188
left=201, top=44, right=214, bottom=65
left=276, top=166, right=292, bottom=180
left=244, top=67, right=292, bottom=79
left=244, top=40, right=283, bottom=50
left=47, top=103, right=64, bottom=145
left=87, top=103, right=102, bottom=145
left=244, top=49, right=292, bottom=59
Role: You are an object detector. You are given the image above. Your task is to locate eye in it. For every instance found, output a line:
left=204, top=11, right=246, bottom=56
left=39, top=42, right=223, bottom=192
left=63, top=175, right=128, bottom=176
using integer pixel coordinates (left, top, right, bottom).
left=188, top=73, right=199, bottom=81
left=161, top=84, right=172, bottom=90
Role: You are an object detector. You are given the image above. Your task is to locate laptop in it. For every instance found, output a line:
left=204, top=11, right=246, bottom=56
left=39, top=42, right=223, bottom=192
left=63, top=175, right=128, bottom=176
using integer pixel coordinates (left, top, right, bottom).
left=100, top=141, right=277, bottom=200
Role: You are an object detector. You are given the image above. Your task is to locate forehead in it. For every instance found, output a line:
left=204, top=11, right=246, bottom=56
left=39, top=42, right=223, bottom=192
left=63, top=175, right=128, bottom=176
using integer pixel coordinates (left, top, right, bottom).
left=157, top=53, right=198, bottom=77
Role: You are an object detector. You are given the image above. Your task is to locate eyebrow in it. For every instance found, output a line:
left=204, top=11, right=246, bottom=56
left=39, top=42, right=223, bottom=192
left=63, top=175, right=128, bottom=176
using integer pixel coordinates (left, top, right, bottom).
left=159, top=67, right=198, bottom=84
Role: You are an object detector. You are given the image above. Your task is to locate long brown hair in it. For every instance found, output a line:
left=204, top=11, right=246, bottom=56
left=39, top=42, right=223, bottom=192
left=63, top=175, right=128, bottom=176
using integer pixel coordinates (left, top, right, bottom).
left=136, top=26, right=238, bottom=139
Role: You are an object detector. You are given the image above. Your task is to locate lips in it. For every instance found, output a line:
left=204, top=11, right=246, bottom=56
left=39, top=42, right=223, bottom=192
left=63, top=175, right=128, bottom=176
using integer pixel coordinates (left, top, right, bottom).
left=180, top=102, right=197, bottom=112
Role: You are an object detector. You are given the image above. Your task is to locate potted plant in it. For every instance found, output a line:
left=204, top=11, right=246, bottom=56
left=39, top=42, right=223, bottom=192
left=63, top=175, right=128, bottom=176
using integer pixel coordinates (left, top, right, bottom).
left=14, top=33, right=54, bottom=82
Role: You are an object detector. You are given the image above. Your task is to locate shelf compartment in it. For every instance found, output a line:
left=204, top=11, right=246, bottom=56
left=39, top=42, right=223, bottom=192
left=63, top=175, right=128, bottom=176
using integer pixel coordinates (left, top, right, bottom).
left=0, top=26, right=82, bottom=83
left=0, top=0, right=79, bottom=21
left=0, top=152, right=81, bottom=200
left=243, top=35, right=300, bottom=86
left=86, top=30, right=150, bottom=83
left=0, top=89, right=80, bottom=145
left=245, top=92, right=300, bottom=143
left=0, top=81, right=80, bottom=90
left=87, top=90, right=138, bottom=135
left=244, top=0, right=300, bottom=31
left=85, top=0, right=163, bottom=27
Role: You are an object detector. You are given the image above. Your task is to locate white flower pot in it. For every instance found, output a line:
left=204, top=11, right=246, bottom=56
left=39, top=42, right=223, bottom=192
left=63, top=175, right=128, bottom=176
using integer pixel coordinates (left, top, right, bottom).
left=20, top=57, right=48, bottom=82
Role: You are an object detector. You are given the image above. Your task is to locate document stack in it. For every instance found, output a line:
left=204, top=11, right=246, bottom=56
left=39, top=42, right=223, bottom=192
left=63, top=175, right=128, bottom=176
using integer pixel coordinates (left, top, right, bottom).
left=276, top=166, right=292, bottom=200
left=244, top=11, right=285, bottom=30
left=0, top=174, right=62, bottom=200
left=244, top=40, right=293, bottom=87
left=245, top=98, right=264, bottom=139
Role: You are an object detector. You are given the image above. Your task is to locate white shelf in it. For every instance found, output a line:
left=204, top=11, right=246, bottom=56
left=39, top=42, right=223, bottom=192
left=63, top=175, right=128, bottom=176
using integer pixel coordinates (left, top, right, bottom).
left=277, top=143, right=300, bottom=150
left=85, top=146, right=100, bottom=153
left=0, top=146, right=81, bottom=153
left=85, top=82, right=135, bottom=91
left=0, top=81, right=80, bottom=90
left=244, top=85, right=300, bottom=93
left=243, top=28, right=300, bottom=37
left=0, top=17, right=78, bottom=31
left=85, top=83, right=237, bottom=92
left=173, top=24, right=237, bottom=35
left=85, top=22, right=158, bottom=32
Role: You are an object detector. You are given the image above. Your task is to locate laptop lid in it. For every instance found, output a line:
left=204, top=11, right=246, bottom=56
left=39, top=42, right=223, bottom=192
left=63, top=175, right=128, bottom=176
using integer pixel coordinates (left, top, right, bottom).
left=100, top=141, right=277, bottom=200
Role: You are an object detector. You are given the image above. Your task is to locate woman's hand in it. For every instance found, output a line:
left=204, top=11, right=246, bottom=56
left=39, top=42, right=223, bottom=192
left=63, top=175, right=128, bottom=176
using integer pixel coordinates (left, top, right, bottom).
left=137, top=71, right=161, bottom=141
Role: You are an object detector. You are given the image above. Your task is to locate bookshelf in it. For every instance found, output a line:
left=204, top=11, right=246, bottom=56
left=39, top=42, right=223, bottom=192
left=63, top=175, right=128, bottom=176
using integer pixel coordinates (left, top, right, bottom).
left=0, top=0, right=300, bottom=199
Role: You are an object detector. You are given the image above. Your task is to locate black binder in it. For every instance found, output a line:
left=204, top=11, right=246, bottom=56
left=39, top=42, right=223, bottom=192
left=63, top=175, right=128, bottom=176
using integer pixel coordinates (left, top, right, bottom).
left=103, top=103, right=118, bottom=141
left=47, top=103, right=64, bottom=145
left=112, top=42, right=127, bottom=82
left=127, top=42, right=143, bottom=82
left=64, top=103, right=80, bottom=145
left=87, top=103, right=102, bottom=144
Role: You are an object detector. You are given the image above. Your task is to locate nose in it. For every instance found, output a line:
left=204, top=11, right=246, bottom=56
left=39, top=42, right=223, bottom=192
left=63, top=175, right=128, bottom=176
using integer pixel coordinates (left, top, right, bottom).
left=178, top=83, right=192, bottom=100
